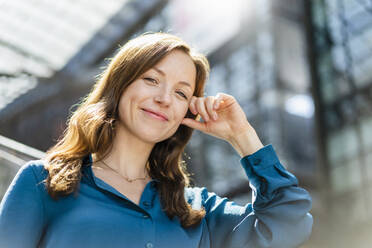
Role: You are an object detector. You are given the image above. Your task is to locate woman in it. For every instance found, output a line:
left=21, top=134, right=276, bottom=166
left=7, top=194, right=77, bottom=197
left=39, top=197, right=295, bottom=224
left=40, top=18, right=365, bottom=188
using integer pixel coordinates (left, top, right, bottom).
left=0, top=32, right=313, bottom=248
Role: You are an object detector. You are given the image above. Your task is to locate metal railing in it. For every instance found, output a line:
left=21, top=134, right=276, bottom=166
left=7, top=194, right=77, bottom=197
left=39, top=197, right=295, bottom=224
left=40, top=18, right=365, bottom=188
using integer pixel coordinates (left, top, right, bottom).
left=0, top=134, right=45, bottom=199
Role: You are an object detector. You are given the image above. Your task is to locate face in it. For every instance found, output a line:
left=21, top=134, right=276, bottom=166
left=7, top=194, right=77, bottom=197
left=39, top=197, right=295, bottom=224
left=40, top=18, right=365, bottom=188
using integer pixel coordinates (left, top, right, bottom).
left=116, top=50, right=196, bottom=144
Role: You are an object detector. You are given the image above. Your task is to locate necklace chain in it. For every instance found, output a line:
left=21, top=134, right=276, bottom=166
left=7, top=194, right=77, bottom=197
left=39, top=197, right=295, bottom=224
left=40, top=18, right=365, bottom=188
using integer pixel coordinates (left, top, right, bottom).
left=100, top=159, right=148, bottom=183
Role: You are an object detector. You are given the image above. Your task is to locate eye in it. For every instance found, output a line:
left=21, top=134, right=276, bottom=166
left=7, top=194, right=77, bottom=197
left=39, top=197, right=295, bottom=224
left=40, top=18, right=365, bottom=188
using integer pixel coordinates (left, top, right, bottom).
left=176, top=91, right=188, bottom=99
left=144, top=78, right=158, bottom=84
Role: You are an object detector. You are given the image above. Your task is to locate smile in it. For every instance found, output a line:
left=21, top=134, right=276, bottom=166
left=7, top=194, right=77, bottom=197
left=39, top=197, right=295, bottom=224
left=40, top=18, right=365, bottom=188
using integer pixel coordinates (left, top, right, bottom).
left=142, top=109, right=168, bottom=121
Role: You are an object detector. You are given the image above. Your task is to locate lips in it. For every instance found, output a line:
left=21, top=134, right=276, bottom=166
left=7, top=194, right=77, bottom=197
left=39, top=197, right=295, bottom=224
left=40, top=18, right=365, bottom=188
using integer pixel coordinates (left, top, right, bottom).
left=141, top=108, right=168, bottom=121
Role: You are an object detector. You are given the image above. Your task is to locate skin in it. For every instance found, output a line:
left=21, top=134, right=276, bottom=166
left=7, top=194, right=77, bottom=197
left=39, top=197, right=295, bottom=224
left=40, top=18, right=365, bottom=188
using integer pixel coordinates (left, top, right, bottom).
left=182, top=93, right=264, bottom=158
left=92, top=49, right=264, bottom=191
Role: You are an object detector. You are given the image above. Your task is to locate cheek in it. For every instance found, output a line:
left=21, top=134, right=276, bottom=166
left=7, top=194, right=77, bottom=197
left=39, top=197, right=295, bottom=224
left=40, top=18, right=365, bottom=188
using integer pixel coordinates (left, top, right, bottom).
left=175, top=104, right=189, bottom=122
left=118, top=95, right=132, bottom=121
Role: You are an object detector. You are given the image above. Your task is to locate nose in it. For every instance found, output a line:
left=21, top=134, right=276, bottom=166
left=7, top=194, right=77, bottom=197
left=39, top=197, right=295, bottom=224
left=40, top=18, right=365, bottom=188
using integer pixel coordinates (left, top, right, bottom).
left=154, top=88, right=172, bottom=106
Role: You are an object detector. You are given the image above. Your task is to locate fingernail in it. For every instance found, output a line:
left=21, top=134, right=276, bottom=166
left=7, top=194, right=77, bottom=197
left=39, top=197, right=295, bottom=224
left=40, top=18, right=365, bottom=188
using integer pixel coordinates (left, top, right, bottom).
left=213, top=112, right=218, bottom=120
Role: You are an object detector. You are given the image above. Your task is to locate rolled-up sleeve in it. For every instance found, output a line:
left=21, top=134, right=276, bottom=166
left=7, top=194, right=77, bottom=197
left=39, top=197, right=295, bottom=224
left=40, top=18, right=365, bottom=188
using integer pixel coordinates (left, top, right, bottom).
left=198, top=144, right=313, bottom=248
left=0, top=161, right=46, bottom=248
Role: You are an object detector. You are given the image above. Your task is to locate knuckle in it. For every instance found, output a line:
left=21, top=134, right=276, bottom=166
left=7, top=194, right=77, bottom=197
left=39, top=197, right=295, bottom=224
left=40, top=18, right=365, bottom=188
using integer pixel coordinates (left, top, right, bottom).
left=206, top=101, right=213, bottom=110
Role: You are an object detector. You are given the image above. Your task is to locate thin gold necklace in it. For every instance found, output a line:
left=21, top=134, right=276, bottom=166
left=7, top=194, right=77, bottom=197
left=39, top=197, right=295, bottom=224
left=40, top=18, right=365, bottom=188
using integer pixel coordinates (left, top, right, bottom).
left=100, top=159, right=148, bottom=183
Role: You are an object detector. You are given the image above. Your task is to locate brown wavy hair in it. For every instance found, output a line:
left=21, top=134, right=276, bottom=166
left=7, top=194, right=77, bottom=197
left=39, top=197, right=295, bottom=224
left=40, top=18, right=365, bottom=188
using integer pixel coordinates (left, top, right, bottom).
left=43, top=32, right=210, bottom=228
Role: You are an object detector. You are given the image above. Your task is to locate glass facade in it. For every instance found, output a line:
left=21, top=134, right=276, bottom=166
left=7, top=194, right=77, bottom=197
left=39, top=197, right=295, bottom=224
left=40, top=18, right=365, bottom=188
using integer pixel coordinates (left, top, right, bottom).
left=309, top=0, right=372, bottom=246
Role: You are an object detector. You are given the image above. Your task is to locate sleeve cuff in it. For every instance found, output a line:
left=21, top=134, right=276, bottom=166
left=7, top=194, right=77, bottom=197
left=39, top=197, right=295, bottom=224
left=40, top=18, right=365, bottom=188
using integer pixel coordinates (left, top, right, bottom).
left=239, top=144, right=280, bottom=169
left=239, top=144, right=299, bottom=202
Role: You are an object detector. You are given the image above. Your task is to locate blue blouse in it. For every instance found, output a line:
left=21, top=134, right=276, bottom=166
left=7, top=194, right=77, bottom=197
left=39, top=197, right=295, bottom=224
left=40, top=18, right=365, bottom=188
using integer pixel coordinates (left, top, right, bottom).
left=0, top=145, right=313, bottom=248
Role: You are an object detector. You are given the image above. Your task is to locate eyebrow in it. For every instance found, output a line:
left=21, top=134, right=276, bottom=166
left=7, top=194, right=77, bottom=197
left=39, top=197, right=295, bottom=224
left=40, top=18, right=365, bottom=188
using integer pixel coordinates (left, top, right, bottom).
left=152, top=67, right=193, bottom=89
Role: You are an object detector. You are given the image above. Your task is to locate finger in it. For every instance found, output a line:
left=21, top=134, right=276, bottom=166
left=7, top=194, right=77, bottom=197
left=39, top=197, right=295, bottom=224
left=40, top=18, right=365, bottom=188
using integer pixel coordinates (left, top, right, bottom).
left=205, top=96, right=218, bottom=121
left=213, top=93, right=225, bottom=110
left=181, top=118, right=206, bottom=132
left=189, top=96, right=197, bottom=115
left=195, top=97, right=209, bottom=122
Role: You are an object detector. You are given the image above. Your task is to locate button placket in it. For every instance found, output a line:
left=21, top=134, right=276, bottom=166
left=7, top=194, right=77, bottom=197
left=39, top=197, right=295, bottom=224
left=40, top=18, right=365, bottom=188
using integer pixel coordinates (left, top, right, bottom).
left=143, top=201, right=151, bottom=208
left=139, top=181, right=156, bottom=211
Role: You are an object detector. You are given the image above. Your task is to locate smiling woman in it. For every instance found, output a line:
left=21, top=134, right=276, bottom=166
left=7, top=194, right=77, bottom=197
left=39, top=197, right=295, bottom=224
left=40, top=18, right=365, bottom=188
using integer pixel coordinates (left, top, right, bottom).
left=0, top=32, right=313, bottom=248
left=116, top=50, right=197, bottom=144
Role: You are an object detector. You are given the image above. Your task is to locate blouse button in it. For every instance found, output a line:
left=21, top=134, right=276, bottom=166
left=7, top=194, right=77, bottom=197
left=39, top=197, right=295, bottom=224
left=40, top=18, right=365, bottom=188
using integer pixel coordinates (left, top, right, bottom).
left=253, top=158, right=261, bottom=166
left=145, top=242, right=154, bottom=248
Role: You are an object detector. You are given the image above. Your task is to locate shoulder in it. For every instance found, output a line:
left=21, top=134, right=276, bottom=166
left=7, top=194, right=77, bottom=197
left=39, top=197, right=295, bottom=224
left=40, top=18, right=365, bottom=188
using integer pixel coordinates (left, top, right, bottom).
left=2, top=160, right=49, bottom=204
left=14, top=159, right=49, bottom=184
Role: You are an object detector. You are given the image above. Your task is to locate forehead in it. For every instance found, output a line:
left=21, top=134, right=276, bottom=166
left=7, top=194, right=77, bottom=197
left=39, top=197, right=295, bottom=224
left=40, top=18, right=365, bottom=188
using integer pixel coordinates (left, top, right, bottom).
left=151, top=50, right=196, bottom=89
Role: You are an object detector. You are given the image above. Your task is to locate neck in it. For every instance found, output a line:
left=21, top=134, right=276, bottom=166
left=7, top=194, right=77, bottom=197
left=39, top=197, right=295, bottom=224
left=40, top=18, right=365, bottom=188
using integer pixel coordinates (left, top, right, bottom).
left=94, top=124, right=155, bottom=179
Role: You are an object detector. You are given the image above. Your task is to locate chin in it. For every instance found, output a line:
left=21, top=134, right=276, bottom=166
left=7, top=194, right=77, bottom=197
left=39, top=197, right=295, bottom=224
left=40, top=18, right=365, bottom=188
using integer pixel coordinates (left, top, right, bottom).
left=139, top=119, right=181, bottom=140
left=138, top=131, right=168, bottom=144
left=141, top=125, right=178, bottom=141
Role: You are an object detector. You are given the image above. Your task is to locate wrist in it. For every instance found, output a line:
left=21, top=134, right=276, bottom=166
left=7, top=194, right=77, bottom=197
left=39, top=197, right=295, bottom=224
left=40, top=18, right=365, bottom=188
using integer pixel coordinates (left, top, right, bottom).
left=228, top=127, right=264, bottom=158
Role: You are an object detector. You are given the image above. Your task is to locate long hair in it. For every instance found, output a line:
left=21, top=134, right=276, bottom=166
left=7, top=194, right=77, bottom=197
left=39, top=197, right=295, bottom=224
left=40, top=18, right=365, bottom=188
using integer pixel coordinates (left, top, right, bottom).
left=43, top=32, right=210, bottom=228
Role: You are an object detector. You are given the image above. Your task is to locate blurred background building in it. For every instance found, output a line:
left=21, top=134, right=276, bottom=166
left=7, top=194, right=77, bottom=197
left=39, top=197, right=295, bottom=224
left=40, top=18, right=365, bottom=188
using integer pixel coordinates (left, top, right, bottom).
left=0, top=0, right=371, bottom=247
